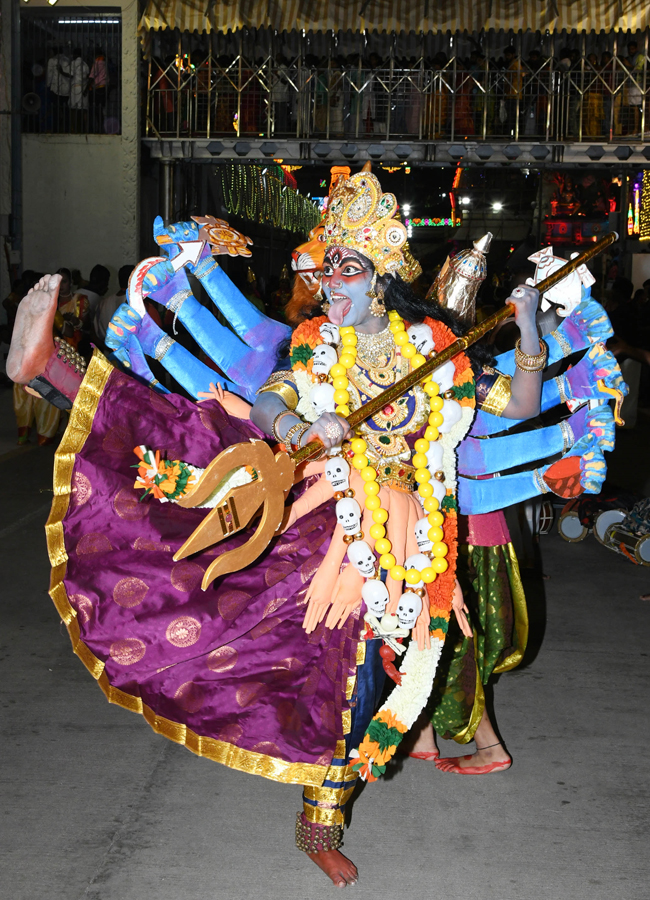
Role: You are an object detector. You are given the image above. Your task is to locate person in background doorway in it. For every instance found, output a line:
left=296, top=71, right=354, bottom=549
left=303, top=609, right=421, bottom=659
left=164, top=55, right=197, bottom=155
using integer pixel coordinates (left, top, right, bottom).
left=46, top=46, right=71, bottom=132
left=69, top=48, right=89, bottom=134
left=88, top=49, right=109, bottom=132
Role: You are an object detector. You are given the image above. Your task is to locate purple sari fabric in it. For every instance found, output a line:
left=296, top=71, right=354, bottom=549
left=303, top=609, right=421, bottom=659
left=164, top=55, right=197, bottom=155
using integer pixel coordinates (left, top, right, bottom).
left=59, top=363, right=359, bottom=785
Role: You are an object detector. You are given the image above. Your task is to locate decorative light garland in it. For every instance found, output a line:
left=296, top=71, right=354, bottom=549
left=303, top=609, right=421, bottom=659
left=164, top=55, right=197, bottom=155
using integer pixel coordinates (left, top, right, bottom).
left=218, top=163, right=321, bottom=236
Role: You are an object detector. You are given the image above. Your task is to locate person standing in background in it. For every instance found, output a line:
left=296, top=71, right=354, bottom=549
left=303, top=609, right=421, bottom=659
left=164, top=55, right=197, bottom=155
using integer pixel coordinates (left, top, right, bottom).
left=88, top=49, right=109, bottom=132
left=69, top=48, right=89, bottom=134
left=46, top=47, right=71, bottom=132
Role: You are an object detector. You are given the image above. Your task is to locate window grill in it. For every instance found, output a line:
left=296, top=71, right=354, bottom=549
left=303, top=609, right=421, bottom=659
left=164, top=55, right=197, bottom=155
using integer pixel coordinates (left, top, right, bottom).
left=21, top=8, right=122, bottom=135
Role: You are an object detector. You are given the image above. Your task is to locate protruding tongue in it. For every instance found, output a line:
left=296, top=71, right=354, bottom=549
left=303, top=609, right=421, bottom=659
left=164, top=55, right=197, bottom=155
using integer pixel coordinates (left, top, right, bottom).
left=328, top=297, right=352, bottom=326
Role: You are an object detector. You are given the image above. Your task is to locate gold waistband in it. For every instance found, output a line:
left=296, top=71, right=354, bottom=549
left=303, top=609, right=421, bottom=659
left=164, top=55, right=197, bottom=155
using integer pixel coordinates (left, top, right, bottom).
left=374, top=461, right=416, bottom=492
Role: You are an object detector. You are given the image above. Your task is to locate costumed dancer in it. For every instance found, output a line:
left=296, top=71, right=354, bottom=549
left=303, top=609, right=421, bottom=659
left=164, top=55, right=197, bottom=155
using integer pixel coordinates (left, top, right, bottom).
left=5, top=168, right=623, bottom=886
left=5, top=170, right=483, bottom=887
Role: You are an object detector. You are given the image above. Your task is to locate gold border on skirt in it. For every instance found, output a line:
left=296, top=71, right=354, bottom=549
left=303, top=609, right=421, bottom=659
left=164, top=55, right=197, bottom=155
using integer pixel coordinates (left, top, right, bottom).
left=45, top=350, right=348, bottom=788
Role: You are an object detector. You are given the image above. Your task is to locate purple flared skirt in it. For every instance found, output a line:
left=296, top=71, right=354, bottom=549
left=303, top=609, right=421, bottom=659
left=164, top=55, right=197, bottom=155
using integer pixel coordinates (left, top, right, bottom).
left=47, top=353, right=359, bottom=787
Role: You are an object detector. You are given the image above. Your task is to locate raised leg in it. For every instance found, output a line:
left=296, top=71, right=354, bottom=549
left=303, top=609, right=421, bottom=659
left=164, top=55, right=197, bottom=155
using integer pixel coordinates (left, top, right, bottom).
left=7, top=274, right=60, bottom=383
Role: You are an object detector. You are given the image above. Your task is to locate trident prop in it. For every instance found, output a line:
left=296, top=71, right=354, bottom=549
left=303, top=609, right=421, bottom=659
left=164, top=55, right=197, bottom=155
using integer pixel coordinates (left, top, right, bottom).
left=174, top=232, right=618, bottom=589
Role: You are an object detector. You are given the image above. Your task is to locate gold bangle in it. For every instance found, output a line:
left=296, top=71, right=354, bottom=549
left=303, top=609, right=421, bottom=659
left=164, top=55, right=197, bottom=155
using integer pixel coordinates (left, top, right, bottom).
left=514, top=338, right=547, bottom=372
left=285, top=420, right=307, bottom=446
left=272, top=410, right=299, bottom=442
left=289, top=423, right=311, bottom=450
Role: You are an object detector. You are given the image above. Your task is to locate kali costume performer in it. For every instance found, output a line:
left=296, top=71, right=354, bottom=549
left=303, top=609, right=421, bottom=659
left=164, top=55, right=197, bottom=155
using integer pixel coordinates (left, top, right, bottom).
left=411, top=234, right=627, bottom=773
left=7, top=171, right=623, bottom=887
left=5, top=174, right=483, bottom=888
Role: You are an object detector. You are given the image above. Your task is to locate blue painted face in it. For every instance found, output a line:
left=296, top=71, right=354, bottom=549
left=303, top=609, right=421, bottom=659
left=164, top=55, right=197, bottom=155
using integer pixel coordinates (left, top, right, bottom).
left=322, top=248, right=375, bottom=327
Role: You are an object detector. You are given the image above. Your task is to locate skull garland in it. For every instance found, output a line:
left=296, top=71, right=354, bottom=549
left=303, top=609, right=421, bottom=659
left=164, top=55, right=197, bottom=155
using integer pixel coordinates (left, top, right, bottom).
left=397, top=591, right=423, bottom=629
left=407, top=323, right=435, bottom=357
left=361, top=579, right=389, bottom=616
left=310, top=382, right=337, bottom=416
left=430, top=360, right=456, bottom=392
left=414, top=517, right=433, bottom=553
left=319, top=322, right=340, bottom=346
left=347, top=540, right=377, bottom=577
left=325, top=457, right=351, bottom=491
left=437, top=399, right=462, bottom=434
left=404, top=553, right=431, bottom=590
left=312, top=343, right=338, bottom=377
left=336, top=497, right=362, bottom=535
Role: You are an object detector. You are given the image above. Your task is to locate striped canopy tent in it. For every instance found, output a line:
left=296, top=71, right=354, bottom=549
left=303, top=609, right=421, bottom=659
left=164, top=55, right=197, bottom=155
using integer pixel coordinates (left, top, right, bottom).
left=138, top=0, right=650, bottom=36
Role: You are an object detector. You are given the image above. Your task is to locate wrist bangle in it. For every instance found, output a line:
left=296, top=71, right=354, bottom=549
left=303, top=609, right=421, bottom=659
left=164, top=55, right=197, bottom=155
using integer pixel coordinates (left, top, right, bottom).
left=289, top=423, right=311, bottom=451
left=272, top=410, right=299, bottom=442
left=514, top=338, right=547, bottom=372
left=285, top=420, right=307, bottom=447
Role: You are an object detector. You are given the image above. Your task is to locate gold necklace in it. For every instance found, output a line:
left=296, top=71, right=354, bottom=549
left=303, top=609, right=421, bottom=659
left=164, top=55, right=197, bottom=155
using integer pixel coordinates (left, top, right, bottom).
left=353, top=325, right=394, bottom=368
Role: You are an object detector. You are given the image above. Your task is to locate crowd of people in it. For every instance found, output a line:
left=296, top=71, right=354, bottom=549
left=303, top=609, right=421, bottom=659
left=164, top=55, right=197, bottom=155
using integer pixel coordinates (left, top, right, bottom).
left=147, top=41, right=650, bottom=140
left=24, top=46, right=119, bottom=135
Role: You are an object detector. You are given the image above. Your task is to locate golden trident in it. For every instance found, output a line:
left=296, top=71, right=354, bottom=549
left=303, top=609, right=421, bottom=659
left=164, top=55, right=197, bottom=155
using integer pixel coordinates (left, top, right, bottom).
left=175, top=232, right=618, bottom=589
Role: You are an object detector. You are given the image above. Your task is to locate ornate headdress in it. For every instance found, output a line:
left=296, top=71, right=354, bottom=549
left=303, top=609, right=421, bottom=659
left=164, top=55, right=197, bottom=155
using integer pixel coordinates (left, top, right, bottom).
left=428, top=232, right=492, bottom=325
left=324, top=168, right=422, bottom=283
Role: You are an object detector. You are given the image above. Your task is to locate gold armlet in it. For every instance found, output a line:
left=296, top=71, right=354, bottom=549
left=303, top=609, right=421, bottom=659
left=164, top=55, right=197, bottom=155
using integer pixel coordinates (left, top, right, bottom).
left=258, top=381, right=299, bottom=410
left=480, top=374, right=512, bottom=417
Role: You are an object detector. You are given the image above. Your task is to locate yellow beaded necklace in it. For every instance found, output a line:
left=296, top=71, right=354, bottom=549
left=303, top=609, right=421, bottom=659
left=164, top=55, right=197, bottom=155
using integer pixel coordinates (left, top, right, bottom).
left=327, top=311, right=450, bottom=587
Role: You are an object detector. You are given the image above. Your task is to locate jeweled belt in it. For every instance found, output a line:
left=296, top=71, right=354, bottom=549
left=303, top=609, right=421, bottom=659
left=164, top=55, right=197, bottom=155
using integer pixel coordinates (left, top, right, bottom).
left=374, top=461, right=417, bottom=492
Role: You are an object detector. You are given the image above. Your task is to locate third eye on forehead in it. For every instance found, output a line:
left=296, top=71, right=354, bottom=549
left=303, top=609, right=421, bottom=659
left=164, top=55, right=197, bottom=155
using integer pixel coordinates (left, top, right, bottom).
left=325, top=248, right=369, bottom=270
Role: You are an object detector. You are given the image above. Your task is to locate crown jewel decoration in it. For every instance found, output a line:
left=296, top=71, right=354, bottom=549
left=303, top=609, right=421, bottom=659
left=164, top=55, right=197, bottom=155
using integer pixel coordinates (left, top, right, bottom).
left=325, top=170, right=422, bottom=283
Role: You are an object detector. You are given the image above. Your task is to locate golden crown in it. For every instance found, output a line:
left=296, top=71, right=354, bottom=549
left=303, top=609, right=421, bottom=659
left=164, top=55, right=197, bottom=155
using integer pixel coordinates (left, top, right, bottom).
left=324, top=169, right=422, bottom=283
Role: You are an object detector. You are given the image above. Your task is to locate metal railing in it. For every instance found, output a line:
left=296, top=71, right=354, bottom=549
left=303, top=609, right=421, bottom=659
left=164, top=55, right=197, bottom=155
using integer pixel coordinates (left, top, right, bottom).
left=144, top=32, right=650, bottom=143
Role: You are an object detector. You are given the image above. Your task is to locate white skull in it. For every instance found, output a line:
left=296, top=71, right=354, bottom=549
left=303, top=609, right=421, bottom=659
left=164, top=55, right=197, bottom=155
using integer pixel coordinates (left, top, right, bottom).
left=325, top=457, right=350, bottom=491
left=336, top=497, right=362, bottom=535
left=361, top=580, right=389, bottom=616
left=319, top=322, right=340, bottom=345
left=425, top=441, right=443, bottom=472
left=438, top=399, right=462, bottom=434
left=347, top=540, right=376, bottom=577
left=414, top=517, right=433, bottom=553
left=430, top=360, right=455, bottom=392
left=310, top=382, right=336, bottom=417
left=397, top=591, right=423, bottom=629
left=404, top=553, right=430, bottom=589
left=312, top=343, right=338, bottom=376
left=407, top=323, right=435, bottom=356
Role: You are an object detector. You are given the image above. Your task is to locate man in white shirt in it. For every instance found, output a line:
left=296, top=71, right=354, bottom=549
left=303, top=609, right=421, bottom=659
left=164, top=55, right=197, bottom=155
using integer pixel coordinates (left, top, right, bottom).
left=46, top=48, right=71, bottom=132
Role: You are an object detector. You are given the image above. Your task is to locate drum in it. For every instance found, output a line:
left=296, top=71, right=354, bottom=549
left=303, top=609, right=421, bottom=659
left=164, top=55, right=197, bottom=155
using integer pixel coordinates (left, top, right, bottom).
left=603, top=525, right=650, bottom=566
left=593, top=509, right=627, bottom=546
left=558, top=508, right=588, bottom=542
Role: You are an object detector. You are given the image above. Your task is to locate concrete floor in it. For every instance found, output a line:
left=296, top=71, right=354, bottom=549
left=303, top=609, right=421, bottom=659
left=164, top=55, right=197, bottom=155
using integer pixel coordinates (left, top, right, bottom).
left=1, top=385, right=649, bottom=900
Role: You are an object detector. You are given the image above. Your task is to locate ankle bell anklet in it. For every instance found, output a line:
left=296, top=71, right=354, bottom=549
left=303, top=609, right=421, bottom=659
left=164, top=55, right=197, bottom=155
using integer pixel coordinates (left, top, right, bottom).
left=295, top=812, right=344, bottom=853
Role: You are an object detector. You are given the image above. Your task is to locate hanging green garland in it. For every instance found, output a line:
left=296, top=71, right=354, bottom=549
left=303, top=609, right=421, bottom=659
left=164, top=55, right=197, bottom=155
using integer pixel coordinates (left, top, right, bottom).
left=219, top=164, right=320, bottom=236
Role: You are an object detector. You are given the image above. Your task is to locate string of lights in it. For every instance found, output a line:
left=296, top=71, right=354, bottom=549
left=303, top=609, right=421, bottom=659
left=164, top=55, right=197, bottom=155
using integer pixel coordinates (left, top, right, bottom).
left=218, top=164, right=321, bottom=235
left=640, top=170, right=650, bottom=242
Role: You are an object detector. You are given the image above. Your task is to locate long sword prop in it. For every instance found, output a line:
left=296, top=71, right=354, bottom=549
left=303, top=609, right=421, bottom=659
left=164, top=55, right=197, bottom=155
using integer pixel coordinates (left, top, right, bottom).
left=175, top=231, right=618, bottom=589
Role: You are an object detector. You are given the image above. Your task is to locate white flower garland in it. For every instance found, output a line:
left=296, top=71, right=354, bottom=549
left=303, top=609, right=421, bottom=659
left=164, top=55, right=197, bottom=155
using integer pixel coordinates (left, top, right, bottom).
left=378, top=637, right=444, bottom=728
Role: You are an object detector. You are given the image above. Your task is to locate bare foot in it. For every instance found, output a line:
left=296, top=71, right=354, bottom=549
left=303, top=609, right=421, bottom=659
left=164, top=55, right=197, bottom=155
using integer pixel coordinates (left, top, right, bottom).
left=400, top=717, right=439, bottom=759
left=435, top=741, right=511, bottom=774
left=407, top=722, right=439, bottom=759
left=307, top=848, right=358, bottom=887
left=7, top=274, right=61, bottom=383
